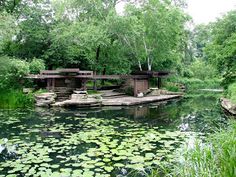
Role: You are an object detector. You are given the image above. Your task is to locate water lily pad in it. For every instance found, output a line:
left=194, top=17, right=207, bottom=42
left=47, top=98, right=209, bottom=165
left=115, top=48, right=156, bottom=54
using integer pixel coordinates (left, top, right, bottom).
left=51, top=164, right=60, bottom=168
left=104, top=166, right=114, bottom=172
left=95, top=162, right=105, bottom=167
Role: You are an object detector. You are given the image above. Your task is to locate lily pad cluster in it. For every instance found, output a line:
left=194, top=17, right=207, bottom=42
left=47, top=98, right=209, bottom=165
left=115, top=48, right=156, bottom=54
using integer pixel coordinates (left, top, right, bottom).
left=0, top=111, right=188, bottom=177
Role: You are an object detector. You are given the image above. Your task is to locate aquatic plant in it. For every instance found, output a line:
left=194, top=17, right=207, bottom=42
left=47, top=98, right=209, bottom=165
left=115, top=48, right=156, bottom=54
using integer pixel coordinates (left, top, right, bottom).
left=150, top=120, right=236, bottom=177
left=0, top=113, right=188, bottom=177
left=0, top=94, right=227, bottom=176
left=0, top=90, right=34, bottom=109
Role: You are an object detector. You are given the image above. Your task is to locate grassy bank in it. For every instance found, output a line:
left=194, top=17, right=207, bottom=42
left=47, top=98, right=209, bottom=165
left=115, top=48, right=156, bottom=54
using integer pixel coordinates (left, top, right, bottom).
left=151, top=120, right=236, bottom=177
left=166, top=77, right=222, bottom=93
left=0, top=90, right=34, bottom=109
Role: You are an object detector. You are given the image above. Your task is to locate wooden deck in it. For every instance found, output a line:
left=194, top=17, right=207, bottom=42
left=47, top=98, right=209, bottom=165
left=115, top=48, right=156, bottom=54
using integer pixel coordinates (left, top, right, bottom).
left=102, top=95, right=182, bottom=106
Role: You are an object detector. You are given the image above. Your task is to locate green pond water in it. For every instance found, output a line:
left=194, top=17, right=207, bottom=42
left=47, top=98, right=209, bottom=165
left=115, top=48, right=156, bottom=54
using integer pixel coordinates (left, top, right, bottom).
left=0, top=95, right=228, bottom=177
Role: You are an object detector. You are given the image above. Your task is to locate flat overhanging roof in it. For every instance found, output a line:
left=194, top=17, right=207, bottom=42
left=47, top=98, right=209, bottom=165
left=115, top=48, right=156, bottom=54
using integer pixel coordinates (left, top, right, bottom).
left=26, top=69, right=171, bottom=80
left=25, top=74, right=150, bottom=80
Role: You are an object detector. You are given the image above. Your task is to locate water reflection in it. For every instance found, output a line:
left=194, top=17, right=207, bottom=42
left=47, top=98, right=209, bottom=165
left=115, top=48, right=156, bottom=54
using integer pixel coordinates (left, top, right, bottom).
left=0, top=94, right=228, bottom=177
left=31, top=95, right=227, bottom=133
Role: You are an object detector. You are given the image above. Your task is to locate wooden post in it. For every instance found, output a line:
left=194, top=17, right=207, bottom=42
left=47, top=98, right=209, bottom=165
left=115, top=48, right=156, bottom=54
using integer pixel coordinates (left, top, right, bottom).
left=157, top=77, right=162, bottom=88
left=93, top=71, right=97, bottom=91
left=46, top=79, right=50, bottom=90
left=52, top=78, right=55, bottom=91
left=93, top=79, right=97, bottom=91
left=82, top=79, right=87, bottom=91
left=134, top=78, right=137, bottom=97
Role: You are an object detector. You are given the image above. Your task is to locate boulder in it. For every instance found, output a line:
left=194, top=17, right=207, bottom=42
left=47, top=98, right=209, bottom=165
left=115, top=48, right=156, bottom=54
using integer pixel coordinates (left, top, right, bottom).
left=220, top=98, right=236, bottom=115
left=148, top=88, right=161, bottom=96
left=35, top=92, right=56, bottom=107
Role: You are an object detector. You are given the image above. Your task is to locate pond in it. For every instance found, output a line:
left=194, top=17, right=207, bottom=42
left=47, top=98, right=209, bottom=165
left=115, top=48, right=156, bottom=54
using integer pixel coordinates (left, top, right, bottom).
left=0, top=94, right=228, bottom=177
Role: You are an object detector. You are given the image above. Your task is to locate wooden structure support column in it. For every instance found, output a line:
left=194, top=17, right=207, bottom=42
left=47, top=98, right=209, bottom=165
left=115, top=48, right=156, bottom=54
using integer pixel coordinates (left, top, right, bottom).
left=157, top=78, right=162, bottom=89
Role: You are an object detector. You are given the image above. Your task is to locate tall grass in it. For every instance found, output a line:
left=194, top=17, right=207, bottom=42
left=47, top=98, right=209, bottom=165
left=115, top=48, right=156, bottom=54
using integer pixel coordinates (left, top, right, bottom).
left=0, top=90, right=34, bottom=109
left=150, top=120, right=236, bottom=177
left=226, top=83, right=236, bottom=104
left=166, top=77, right=222, bottom=93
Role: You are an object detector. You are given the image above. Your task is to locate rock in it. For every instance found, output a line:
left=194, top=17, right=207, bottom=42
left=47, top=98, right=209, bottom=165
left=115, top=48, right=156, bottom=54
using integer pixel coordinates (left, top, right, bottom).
left=35, top=92, right=56, bottom=107
left=148, top=88, right=161, bottom=96
left=35, top=93, right=56, bottom=99
left=88, top=94, right=102, bottom=100
left=73, top=90, right=88, bottom=94
left=23, top=88, right=33, bottom=94
left=52, top=92, right=102, bottom=107
left=160, top=89, right=168, bottom=95
left=71, top=93, right=88, bottom=100
left=220, top=98, right=236, bottom=115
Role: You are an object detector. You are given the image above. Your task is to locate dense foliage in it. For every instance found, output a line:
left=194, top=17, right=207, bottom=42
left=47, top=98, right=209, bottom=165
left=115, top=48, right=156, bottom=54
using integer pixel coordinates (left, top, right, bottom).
left=0, top=0, right=188, bottom=74
left=204, top=11, right=236, bottom=88
left=226, top=83, right=236, bottom=104
left=0, top=56, right=45, bottom=90
left=2, top=0, right=234, bottom=88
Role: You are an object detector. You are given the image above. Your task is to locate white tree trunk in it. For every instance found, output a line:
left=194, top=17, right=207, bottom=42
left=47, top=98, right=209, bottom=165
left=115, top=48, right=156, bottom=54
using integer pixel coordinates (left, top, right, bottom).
left=148, top=62, right=151, bottom=71
left=138, top=61, right=142, bottom=71
left=143, top=36, right=152, bottom=71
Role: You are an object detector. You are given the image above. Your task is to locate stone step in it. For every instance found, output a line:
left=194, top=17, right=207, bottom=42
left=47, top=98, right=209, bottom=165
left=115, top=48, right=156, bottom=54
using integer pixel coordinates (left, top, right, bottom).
left=56, top=93, right=71, bottom=96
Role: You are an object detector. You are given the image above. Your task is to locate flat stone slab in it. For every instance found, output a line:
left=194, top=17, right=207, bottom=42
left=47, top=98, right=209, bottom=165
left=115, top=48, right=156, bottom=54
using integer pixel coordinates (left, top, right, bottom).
left=35, top=92, right=56, bottom=99
left=52, top=99, right=102, bottom=107
left=100, top=90, right=126, bottom=98
left=102, top=95, right=182, bottom=106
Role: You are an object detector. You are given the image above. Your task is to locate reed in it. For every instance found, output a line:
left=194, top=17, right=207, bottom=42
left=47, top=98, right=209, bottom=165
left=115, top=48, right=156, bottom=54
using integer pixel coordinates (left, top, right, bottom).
left=149, top=120, right=236, bottom=177
left=0, top=90, right=34, bottom=109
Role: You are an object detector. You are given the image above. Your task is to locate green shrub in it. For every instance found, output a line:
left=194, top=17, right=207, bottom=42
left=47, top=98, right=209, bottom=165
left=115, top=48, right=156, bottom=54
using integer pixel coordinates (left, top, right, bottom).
left=190, top=60, right=217, bottom=80
left=163, top=82, right=179, bottom=92
left=182, top=68, right=194, bottom=78
left=222, top=66, right=236, bottom=89
left=0, top=56, right=30, bottom=89
left=29, top=58, right=45, bottom=74
left=0, top=90, right=34, bottom=109
left=167, top=77, right=222, bottom=93
left=227, top=83, right=236, bottom=104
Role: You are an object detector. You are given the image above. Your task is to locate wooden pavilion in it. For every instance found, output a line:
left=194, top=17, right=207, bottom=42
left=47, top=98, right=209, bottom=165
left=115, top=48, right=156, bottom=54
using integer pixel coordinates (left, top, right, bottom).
left=26, top=68, right=170, bottom=98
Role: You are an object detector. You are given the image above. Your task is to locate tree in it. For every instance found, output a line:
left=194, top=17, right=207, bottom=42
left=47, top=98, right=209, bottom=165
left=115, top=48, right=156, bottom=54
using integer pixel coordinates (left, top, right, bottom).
left=192, top=24, right=211, bottom=59
left=48, top=0, right=132, bottom=73
left=110, top=0, right=188, bottom=71
left=0, top=11, right=17, bottom=54
left=3, top=0, right=54, bottom=59
left=0, top=0, right=22, bottom=13
left=205, top=10, right=236, bottom=87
